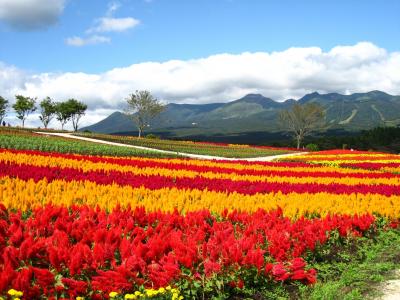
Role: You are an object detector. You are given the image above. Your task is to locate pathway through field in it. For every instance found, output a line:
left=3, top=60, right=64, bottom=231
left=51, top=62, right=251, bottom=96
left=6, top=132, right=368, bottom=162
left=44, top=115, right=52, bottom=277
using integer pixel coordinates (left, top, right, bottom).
left=36, top=132, right=306, bottom=161
left=378, top=271, right=400, bottom=299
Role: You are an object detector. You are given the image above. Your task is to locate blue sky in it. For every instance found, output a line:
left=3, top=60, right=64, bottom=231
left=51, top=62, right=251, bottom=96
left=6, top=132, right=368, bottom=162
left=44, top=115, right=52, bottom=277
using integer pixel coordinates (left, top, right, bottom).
left=0, top=0, right=400, bottom=128
left=1, top=0, right=399, bottom=73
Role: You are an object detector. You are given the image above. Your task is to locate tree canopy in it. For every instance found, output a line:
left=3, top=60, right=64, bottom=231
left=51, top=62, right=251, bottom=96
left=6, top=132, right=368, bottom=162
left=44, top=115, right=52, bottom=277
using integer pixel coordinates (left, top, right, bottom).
left=39, top=97, right=56, bottom=129
left=55, top=99, right=87, bottom=131
left=125, top=90, right=165, bottom=138
left=13, top=95, right=37, bottom=127
left=55, top=101, right=72, bottom=130
left=279, top=102, right=325, bottom=149
left=67, top=99, right=87, bottom=131
left=0, top=96, right=8, bottom=124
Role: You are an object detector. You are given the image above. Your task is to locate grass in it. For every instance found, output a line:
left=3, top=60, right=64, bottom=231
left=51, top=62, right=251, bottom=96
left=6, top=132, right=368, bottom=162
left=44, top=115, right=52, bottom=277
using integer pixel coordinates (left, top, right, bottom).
left=298, top=228, right=400, bottom=300
left=0, top=132, right=180, bottom=158
left=75, top=132, right=297, bottom=158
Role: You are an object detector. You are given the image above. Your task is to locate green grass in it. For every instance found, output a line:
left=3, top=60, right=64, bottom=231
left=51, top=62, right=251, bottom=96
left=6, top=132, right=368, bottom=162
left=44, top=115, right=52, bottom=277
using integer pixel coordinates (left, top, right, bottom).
left=0, top=134, right=180, bottom=158
left=298, top=228, right=400, bottom=300
left=75, top=132, right=296, bottom=158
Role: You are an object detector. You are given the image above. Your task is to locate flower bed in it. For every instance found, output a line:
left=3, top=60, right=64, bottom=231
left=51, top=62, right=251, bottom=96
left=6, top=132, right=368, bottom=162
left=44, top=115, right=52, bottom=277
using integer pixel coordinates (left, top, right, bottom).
left=74, top=133, right=297, bottom=158
left=0, top=148, right=399, bottom=298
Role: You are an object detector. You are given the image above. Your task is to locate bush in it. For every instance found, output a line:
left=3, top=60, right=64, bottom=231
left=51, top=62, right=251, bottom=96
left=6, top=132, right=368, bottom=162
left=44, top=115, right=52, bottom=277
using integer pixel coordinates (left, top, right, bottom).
left=306, top=143, right=319, bottom=151
left=146, top=134, right=159, bottom=139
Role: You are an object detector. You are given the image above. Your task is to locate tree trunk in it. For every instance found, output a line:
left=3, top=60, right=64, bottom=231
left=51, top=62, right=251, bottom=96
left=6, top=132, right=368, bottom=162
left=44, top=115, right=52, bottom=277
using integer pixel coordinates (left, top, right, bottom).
left=138, top=128, right=142, bottom=138
left=22, top=119, right=25, bottom=128
left=296, top=135, right=301, bottom=149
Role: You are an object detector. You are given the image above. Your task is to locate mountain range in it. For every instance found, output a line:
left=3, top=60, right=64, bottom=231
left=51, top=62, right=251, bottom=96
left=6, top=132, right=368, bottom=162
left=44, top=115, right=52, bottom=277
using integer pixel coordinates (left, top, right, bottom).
left=82, top=91, right=400, bottom=140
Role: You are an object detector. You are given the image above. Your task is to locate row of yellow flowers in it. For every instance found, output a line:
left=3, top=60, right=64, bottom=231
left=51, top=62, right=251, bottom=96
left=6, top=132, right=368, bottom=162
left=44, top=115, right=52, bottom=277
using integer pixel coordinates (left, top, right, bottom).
left=1, top=151, right=398, bottom=186
left=2, top=176, right=399, bottom=218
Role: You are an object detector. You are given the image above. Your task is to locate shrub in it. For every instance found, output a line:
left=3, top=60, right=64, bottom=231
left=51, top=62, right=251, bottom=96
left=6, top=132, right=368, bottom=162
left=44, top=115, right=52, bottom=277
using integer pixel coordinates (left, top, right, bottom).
left=306, top=143, right=319, bottom=151
left=146, top=133, right=159, bottom=139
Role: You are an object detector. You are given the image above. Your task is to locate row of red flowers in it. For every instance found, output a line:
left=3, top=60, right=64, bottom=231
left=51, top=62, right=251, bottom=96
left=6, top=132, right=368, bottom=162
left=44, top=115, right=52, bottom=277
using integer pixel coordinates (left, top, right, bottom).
left=2, top=161, right=400, bottom=196
left=0, top=204, right=375, bottom=298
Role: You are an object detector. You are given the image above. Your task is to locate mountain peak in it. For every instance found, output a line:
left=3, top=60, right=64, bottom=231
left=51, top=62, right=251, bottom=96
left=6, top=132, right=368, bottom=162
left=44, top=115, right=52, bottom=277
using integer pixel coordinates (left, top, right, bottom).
left=243, top=93, right=265, bottom=98
left=366, top=90, right=390, bottom=96
left=298, top=91, right=321, bottom=103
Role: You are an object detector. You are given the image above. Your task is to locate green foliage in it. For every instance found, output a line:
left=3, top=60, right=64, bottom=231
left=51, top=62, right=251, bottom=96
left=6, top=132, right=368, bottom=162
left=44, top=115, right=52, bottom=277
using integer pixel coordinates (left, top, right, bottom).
left=125, top=90, right=165, bottom=138
left=146, top=134, right=159, bottom=139
left=39, top=97, right=56, bottom=128
left=304, top=126, right=400, bottom=153
left=0, top=134, right=179, bottom=158
left=54, top=99, right=87, bottom=131
left=12, top=95, right=37, bottom=127
left=66, top=98, right=87, bottom=131
left=300, top=229, right=400, bottom=300
left=0, top=96, right=8, bottom=124
left=55, top=101, right=72, bottom=130
left=306, top=143, right=319, bottom=151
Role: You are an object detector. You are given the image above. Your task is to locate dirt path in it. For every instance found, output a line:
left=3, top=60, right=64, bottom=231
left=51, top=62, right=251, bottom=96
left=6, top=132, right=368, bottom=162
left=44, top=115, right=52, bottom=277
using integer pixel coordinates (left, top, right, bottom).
left=36, top=132, right=306, bottom=161
left=377, top=271, right=400, bottom=299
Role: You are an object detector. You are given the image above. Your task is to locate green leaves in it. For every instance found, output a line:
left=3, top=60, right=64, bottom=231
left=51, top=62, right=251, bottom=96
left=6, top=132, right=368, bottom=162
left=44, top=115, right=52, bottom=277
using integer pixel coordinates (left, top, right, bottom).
left=39, top=97, right=57, bottom=129
left=0, top=134, right=179, bottom=158
left=12, top=95, right=37, bottom=127
left=0, top=96, right=8, bottom=124
left=125, top=90, right=165, bottom=138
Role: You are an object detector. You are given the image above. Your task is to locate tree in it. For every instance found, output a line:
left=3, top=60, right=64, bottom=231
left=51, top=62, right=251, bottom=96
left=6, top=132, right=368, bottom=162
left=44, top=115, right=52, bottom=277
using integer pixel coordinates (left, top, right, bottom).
left=13, top=95, right=37, bottom=127
left=125, top=90, right=165, bottom=138
left=279, top=103, right=325, bottom=149
left=66, top=98, right=87, bottom=131
left=0, top=96, right=8, bottom=124
left=39, top=97, right=56, bottom=129
left=55, top=101, right=72, bottom=130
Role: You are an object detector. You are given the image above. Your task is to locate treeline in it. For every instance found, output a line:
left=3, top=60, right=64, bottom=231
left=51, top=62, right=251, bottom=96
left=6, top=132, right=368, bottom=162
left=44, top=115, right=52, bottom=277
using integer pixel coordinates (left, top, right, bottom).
left=0, top=95, right=87, bottom=131
left=299, top=127, right=400, bottom=153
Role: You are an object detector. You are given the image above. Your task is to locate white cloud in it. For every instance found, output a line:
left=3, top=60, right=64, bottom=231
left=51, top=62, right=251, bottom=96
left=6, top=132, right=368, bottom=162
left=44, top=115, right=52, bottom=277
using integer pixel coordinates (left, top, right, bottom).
left=0, top=0, right=65, bottom=30
left=65, top=35, right=111, bottom=47
left=1, top=42, right=400, bottom=128
left=87, top=17, right=140, bottom=33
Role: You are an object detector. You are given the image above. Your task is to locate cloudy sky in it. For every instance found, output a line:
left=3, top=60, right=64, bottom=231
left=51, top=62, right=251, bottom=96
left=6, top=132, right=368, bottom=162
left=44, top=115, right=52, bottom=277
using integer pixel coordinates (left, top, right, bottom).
left=0, top=0, right=400, bottom=129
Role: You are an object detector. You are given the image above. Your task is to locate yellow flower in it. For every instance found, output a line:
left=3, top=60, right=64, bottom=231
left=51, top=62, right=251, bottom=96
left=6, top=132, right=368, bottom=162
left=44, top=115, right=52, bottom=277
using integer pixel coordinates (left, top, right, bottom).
left=109, top=291, right=119, bottom=298
left=8, top=289, right=23, bottom=297
left=134, top=291, right=143, bottom=297
left=124, top=294, right=136, bottom=300
left=76, top=297, right=85, bottom=300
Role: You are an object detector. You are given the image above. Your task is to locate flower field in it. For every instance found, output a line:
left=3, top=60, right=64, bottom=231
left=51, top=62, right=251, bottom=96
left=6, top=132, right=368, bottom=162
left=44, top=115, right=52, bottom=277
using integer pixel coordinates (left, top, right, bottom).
left=75, top=132, right=297, bottom=158
left=0, top=145, right=400, bottom=299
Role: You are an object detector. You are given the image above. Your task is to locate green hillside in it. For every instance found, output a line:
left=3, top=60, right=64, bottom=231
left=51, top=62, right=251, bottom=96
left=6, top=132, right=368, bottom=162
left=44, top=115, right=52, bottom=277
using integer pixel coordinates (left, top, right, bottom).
left=82, top=91, right=400, bottom=138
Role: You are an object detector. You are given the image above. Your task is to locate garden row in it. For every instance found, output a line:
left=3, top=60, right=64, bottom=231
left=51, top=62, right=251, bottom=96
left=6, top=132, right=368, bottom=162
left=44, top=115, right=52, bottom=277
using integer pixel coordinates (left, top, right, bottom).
left=0, top=133, right=179, bottom=158
left=75, top=132, right=296, bottom=158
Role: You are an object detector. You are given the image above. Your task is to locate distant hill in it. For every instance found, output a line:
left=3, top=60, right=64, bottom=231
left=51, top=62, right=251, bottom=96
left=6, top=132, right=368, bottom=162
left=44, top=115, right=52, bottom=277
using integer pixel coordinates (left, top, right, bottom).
left=81, top=91, right=400, bottom=139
